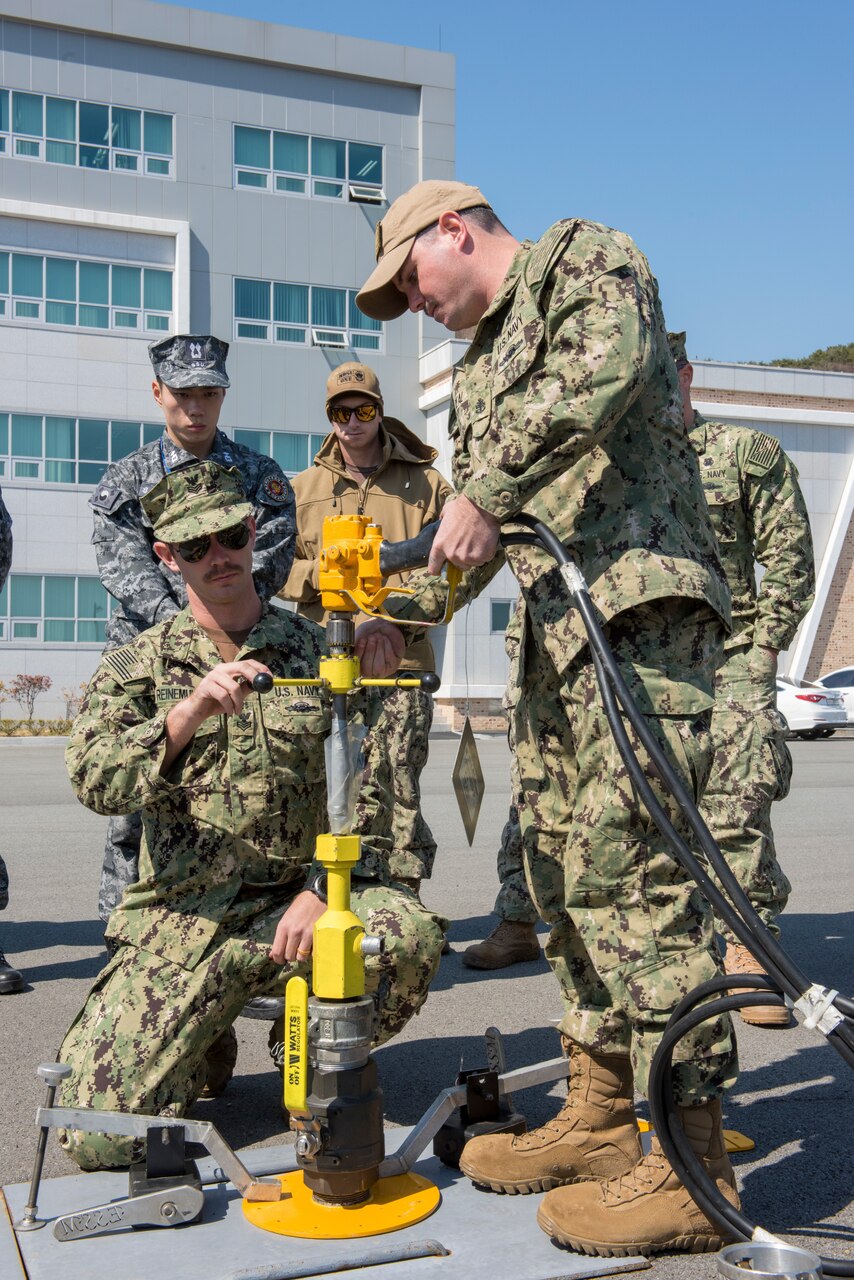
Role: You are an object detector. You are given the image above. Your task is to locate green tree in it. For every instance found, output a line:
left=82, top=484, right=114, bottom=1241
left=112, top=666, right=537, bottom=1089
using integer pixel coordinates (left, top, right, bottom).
left=767, top=343, right=854, bottom=373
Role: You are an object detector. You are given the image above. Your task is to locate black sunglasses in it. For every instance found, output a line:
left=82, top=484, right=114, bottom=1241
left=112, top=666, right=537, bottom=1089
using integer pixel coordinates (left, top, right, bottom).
left=328, top=402, right=379, bottom=425
left=173, top=522, right=251, bottom=563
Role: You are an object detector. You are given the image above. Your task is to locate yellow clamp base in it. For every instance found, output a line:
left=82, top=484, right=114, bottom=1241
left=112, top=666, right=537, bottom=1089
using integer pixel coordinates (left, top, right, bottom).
left=636, top=1117, right=755, bottom=1154
left=243, top=1170, right=440, bottom=1239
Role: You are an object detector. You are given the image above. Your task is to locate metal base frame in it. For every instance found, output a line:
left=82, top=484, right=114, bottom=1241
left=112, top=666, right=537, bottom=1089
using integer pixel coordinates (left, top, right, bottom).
left=2, top=1127, right=648, bottom=1280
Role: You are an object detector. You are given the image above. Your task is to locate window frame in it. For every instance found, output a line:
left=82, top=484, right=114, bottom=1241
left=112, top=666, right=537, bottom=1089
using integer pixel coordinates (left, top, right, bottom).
left=233, top=277, right=382, bottom=353
left=0, top=573, right=114, bottom=645
left=0, top=250, right=174, bottom=337
left=0, top=413, right=162, bottom=486
left=232, top=124, right=384, bottom=204
left=490, top=599, right=515, bottom=634
left=0, top=89, right=174, bottom=178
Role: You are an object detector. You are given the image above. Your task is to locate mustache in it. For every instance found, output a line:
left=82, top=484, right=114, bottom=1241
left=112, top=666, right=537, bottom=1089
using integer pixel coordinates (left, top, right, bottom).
left=204, top=563, right=242, bottom=582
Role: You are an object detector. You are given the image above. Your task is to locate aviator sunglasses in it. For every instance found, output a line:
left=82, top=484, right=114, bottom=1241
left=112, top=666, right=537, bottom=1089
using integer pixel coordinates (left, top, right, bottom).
left=173, top=522, right=251, bottom=563
left=327, top=402, right=379, bottom=425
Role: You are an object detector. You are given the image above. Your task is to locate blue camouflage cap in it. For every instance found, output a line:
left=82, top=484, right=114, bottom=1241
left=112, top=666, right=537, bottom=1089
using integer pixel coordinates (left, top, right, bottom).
left=149, top=334, right=230, bottom=389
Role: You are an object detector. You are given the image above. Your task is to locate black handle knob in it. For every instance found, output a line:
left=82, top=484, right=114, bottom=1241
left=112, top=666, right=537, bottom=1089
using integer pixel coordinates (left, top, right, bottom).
left=253, top=673, right=274, bottom=693
left=420, top=672, right=441, bottom=693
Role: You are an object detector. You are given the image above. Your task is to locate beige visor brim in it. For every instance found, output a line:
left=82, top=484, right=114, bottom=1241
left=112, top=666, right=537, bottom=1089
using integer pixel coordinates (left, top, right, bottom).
left=355, top=237, right=416, bottom=321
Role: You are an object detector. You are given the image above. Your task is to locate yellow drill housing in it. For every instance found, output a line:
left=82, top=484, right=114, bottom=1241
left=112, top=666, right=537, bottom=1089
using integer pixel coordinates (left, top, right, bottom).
left=318, top=514, right=412, bottom=617
left=312, top=833, right=366, bottom=999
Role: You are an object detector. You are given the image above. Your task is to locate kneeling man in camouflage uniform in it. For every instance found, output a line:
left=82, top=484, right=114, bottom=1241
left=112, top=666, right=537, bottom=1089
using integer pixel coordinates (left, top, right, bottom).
left=57, top=462, right=445, bottom=1172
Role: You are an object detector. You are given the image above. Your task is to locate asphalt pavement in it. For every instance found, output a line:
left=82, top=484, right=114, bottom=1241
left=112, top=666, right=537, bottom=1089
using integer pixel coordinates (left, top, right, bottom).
left=0, top=732, right=852, bottom=1279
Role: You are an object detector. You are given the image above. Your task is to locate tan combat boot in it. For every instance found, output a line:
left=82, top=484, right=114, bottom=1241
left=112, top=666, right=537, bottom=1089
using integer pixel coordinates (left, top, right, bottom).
left=200, top=1024, right=238, bottom=1098
left=459, top=1042, right=641, bottom=1194
left=462, top=919, right=540, bottom=970
left=725, top=942, right=790, bottom=1027
left=536, top=1097, right=740, bottom=1257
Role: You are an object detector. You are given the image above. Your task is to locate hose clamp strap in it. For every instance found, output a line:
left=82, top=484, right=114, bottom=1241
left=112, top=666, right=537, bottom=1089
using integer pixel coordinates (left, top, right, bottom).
left=560, top=562, right=587, bottom=595
left=752, top=1226, right=788, bottom=1245
left=794, top=983, right=843, bottom=1035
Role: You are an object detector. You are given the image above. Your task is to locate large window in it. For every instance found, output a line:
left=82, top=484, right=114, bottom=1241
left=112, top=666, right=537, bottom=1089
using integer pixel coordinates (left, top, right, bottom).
left=0, top=574, right=113, bottom=643
left=234, top=278, right=382, bottom=351
left=231, top=429, right=327, bottom=475
left=0, top=252, right=173, bottom=334
left=233, top=126, right=383, bottom=203
left=0, top=89, right=173, bottom=177
left=0, top=414, right=162, bottom=485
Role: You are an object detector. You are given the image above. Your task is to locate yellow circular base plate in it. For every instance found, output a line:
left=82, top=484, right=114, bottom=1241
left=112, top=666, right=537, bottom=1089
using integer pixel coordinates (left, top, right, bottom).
left=242, top=1170, right=441, bottom=1239
left=637, top=1118, right=755, bottom=1154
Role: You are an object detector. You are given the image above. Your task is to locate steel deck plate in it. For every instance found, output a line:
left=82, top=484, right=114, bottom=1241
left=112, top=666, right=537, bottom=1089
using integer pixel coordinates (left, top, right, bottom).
left=1, top=1130, right=648, bottom=1280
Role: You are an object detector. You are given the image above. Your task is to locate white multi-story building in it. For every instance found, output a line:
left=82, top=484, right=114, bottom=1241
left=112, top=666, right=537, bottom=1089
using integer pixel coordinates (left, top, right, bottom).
left=2, top=1, right=853, bottom=725
left=0, top=0, right=453, bottom=716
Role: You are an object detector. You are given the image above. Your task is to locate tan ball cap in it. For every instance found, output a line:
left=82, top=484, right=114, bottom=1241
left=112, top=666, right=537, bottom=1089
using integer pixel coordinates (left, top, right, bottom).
left=325, top=362, right=383, bottom=411
left=356, top=180, right=490, bottom=321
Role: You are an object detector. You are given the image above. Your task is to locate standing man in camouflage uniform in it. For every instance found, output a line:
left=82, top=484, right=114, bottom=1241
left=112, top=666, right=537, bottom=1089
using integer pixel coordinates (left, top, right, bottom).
left=670, top=331, right=815, bottom=1026
left=282, top=363, right=452, bottom=896
left=356, top=181, right=740, bottom=1258
left=91, top=335, right=295, bottom=928
left=467, top=337, right=817, bottom=993
left=0, top=485, right=24, bottom=993
left=463, top=607, right=541, bottom=970
left=58, top=462, right=445, bottom=1171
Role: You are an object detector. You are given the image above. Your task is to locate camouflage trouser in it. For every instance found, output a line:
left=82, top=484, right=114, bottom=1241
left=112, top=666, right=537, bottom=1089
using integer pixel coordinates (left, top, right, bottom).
left=0, top=852, right=8, bottom=911
left=370, top=684, right=437, bottom=882
left=497, top=645, right=793, bottom=943
left=57, top=881, right=445, bottom=1170
left=494, top=621, right=540, bottom=925
left=514, top=600, right=737, bottom=1105
left=98, top=812, right=142, bottom=924
left=494, top=778, right=540, bottom=925
left=701, top=645, right=792, bottom=943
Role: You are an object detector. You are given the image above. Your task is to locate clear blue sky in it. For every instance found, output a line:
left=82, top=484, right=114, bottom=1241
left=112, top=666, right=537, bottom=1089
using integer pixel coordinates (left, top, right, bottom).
left=162, top=0, right=853, bottom=363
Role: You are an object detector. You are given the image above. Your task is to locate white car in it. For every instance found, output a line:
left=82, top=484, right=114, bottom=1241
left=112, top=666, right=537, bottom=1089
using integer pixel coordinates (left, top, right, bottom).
left=776, top=677, right=847, bottom=739
left=815, top=666, right=854, bottom=725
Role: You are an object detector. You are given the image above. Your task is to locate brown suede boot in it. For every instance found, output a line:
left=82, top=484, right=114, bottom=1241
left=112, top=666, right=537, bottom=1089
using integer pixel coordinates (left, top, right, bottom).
left=536, top=1097, right=740, bottom=1257
left=462, top=919, right=540, bottom=970
left=459, top=1042, right=641, bottom=1194
left=725, top=942, right=790, bottom=1027
left=200, top=1025, right=238, bottom=1099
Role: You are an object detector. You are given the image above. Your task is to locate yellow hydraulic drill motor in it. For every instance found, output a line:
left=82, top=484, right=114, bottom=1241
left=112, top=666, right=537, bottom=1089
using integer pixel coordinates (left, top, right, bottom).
left=244, top=513, right=441, bottom=1238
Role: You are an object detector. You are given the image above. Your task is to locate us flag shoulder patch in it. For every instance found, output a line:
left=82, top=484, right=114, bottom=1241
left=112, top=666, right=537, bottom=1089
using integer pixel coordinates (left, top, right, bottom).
left=103, top=644, right=149, bottom=684
left=746, top=432, right=780, bottom=473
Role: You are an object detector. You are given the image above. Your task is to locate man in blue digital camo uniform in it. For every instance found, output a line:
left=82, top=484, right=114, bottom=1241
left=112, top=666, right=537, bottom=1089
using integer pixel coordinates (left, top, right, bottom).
left=670, top=330, right=815, bottom=1027
left=91, top=335, right=296, bottom=929
left=355, top=180, right=740, bottom=1258
left=58, top=462, right=444, bottom=1171
left=0, top=485, right=24, bottom=994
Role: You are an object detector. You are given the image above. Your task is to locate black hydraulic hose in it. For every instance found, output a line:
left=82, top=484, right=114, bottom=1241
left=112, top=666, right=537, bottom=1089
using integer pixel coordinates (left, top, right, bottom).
left=648, top=989, right=854, bottom=1276
left=499, top=516, right=854, bottom=1270
left=507, top=516, right=809, bottom=1001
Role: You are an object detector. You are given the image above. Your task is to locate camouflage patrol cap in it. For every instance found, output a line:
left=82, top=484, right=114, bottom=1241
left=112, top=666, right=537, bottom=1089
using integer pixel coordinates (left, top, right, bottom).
left=148, top=334, right=231, bottom=389
left=667, top=331, right=689, bottom=368
left=142, top=462, right=252, bottom=544
left=325, top=362, right=383, bottom=411
left=356, top=180, right=490, bottom=321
